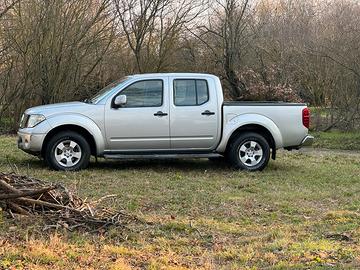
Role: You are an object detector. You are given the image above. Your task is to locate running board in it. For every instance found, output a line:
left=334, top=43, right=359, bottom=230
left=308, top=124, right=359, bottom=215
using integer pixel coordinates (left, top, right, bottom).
left=103, top=153, right=222, bottom=160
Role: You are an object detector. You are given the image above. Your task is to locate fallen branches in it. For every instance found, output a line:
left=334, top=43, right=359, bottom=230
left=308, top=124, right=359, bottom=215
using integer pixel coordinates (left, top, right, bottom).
left=0, top=186, right=55, bottom=200
left=0, top=173, right=138, bottom=233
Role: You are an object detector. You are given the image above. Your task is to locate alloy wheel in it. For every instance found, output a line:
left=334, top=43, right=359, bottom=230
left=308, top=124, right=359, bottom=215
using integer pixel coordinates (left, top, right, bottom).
left=54, top=140, right=82, bottom=168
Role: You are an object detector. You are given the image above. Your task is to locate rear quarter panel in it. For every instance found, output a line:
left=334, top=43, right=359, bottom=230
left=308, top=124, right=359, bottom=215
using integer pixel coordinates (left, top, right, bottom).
left=217, top=104, right=308, bottom=152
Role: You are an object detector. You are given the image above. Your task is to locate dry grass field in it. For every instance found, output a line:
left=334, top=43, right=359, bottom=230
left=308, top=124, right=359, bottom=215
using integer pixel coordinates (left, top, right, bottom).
left=0, top=134, right=360, bottom=269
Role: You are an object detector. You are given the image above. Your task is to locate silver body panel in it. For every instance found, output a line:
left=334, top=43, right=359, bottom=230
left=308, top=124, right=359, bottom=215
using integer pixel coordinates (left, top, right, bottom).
left=104, top=75, right=170, bottom=151
left=17, top=73, right=312, bottom=157
left=216, top=104, right=309, bottom=152
left=168, top=74, right=221, bottom=150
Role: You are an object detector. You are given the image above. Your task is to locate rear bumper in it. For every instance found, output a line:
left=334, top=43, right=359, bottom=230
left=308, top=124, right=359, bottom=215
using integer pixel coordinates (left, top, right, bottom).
left=301, top=135, right=314, bottom=147
left=284, top=135, right=314, bottom=151
left=17, top=131, right=45, bottom=156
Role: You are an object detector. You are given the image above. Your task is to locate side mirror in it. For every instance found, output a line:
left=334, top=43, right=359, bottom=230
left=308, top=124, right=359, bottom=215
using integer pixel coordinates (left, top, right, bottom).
left=113, top=95, right=127, bottom=108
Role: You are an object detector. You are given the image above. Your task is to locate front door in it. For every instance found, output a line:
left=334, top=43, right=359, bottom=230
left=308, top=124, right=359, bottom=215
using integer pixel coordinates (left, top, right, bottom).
left=105, top=78, right=170, bottom=151
left=169, top=77, right=219, bottom=150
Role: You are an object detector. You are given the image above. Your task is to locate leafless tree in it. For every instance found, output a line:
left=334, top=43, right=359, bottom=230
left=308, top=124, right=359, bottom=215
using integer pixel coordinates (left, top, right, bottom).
left=0, top=0, right=20, bottom=18
left=1, top=0, right=360, bottom=131
left=191, top=0, right=255, bottom=99
left=113, top=0, right=203, bottom=73
left=0, top=0, right=116, bottom=128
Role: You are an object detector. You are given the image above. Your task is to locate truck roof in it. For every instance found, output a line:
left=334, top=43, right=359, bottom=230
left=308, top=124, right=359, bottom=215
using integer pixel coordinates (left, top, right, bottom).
left=130, top=73, right=219, bottom=79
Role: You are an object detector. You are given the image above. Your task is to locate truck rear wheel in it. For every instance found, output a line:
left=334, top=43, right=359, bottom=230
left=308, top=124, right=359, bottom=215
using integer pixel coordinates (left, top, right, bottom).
left=228, top=132, right=270, bottom=171
left=45, top=131, right=90, bottom=171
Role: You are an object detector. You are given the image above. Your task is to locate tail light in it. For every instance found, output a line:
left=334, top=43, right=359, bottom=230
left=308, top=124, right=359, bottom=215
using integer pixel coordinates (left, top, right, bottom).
left=302, top=108, right=310, bottom=129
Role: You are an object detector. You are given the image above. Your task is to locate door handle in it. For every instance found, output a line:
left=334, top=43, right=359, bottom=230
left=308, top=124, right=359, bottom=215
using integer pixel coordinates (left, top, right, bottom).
left=154, top=111, right=168, bottom=117
left=201, top=110, right=215, bottom=116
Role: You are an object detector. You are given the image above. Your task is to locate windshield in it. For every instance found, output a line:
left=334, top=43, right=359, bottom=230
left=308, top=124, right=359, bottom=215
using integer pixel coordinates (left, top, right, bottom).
left=89, top=77, right=129, bottom=104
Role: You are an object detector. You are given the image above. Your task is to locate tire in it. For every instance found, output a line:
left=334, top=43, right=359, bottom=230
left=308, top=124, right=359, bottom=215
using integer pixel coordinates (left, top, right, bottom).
left=45, top=131, right=90, bottom=171
left=228, top=132, right=270, bottom=171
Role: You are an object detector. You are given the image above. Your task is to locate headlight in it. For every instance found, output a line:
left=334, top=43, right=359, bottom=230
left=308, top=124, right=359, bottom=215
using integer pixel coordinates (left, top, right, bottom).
left=19, top=114, right=28, bottom=128
left=26, top=114, right=46, bottom=128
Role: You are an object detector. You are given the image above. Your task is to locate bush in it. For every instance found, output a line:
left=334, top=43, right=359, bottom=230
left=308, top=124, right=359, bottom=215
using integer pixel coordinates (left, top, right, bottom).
left=238, top=66, right=302, bottom=103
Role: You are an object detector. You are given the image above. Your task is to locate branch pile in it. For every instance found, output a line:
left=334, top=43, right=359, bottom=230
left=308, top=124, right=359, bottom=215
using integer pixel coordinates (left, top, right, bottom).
left=0, top=173, right=138, bottom=232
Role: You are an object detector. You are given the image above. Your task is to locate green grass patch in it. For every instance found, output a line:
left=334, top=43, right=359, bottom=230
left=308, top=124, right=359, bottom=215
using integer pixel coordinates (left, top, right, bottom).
left=312, top=131, right=360, bottom=151
left=0, top=135, right=360, bottom=269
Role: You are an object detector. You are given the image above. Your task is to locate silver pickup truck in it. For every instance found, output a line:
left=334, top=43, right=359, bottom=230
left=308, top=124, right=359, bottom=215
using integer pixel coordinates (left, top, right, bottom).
left=17, top=73, right=313, bottom=171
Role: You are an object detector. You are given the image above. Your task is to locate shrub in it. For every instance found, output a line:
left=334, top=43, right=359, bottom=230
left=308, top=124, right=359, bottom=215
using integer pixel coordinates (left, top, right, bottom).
left=237, top=66, right=302, bottom=103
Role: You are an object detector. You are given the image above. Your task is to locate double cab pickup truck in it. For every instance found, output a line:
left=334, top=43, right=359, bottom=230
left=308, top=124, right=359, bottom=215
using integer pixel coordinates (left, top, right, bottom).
left=18, top=73, right=313, bottom=171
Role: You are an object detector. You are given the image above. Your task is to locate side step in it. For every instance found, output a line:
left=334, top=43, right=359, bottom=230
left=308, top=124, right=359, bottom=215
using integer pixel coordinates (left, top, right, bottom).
left=103, top=153, right=223, bottom=160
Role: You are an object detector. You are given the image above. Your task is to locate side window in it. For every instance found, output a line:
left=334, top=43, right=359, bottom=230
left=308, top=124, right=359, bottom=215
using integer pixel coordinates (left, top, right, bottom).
left=120, top=80, right=163, bottom=107
left=174, top=79, right=209, bottom=106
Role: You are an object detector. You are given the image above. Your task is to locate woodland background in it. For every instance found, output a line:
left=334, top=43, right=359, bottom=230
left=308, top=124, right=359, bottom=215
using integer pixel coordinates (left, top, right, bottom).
left=0, top=0, right=359, bottom=132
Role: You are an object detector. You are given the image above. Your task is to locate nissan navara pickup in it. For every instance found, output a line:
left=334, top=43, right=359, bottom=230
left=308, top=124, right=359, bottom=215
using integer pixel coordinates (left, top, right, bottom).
left=18, top=73, right=314, bottom=171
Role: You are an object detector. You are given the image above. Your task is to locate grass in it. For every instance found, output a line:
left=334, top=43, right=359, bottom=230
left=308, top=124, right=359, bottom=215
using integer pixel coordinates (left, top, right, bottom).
left=312, top=131, right=360, bottom=151
left=1, top=135, right=360, bottom=269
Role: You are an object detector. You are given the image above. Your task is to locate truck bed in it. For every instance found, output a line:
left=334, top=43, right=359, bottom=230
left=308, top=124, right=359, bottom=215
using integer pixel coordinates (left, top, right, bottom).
left=222, top=101, right=309, bottom=149
left=223, top=101, right=307, bottom=106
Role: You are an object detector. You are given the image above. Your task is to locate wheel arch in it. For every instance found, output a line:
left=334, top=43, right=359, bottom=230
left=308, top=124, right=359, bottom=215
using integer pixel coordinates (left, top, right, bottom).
left=217, top=114, right=283, bottom=159
left=226, top=124, right=276, bottom=159
left=42, top=124, right=98, bottom=157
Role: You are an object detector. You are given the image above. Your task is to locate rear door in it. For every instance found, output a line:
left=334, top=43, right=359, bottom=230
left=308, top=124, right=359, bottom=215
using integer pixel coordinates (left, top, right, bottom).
left=169, top=76, right=219, bottom=150
left=104, top=78, right=170, bottom=151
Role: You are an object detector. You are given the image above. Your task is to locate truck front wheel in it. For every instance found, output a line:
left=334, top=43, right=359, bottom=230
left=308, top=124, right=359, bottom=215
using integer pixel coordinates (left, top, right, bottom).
left=228, top=132, right=270, bottom=171
left=45, top=131, right=91, bottom=171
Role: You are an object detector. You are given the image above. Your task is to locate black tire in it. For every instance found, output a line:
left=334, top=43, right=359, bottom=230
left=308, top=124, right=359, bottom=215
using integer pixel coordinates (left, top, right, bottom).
left=45, top=131, right=90, bottom=171
left=228, top=132, right=270, bottom=171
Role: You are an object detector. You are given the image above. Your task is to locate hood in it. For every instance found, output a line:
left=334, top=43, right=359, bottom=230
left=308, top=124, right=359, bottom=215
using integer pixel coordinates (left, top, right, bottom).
left=25, top=101, right=99, bottom=117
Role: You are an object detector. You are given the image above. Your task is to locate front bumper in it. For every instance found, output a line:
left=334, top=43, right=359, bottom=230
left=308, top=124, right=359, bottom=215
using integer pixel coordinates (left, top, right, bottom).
left=17, top=131, right=46, bottom=156
left=301, top=135, right=314, bottom=147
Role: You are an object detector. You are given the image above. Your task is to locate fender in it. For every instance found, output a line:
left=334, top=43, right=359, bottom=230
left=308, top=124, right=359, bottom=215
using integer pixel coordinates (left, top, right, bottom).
left=46, top=113, right=106, bottom=155
left=216, top=113, right=283, bottom=153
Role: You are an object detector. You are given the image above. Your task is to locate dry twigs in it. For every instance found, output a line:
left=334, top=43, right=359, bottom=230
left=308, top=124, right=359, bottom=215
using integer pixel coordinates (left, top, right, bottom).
left=0, top=173, right=138, bottom=233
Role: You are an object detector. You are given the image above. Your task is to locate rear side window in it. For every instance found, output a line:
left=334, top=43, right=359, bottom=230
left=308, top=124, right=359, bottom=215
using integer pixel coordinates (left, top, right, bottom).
left=174, top=79, right=209, bottom=106
left=120, top=80, right=163, bottom=107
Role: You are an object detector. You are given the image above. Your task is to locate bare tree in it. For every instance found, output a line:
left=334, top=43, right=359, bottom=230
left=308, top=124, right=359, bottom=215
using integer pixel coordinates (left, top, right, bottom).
left=0, top=0, right=20, bottom=18
left=192, top=0, right=254, bottom=99
left=1, top=0, right=360, bottom=132
left=315, top=1, right=360, bottom=130
left=113, top=0, right=203, bottom=73
left=0, top=0, right=116, bottom=129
